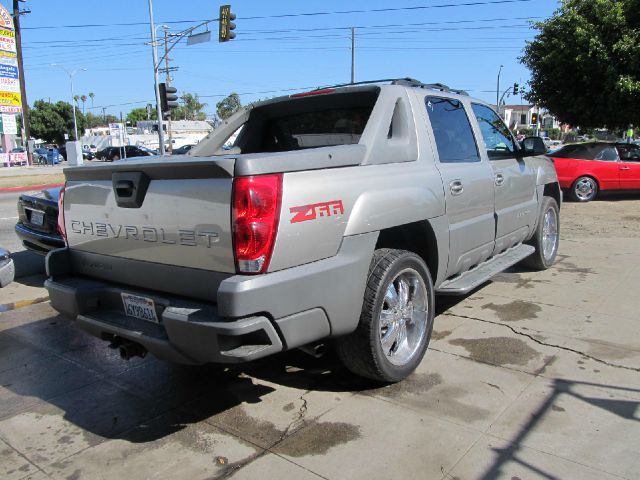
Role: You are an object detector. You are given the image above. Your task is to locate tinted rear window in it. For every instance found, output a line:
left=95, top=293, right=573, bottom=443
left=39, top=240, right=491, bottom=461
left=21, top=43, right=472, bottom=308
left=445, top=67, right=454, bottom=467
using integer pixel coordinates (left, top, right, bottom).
left=236, top=90, right=378, bottom=153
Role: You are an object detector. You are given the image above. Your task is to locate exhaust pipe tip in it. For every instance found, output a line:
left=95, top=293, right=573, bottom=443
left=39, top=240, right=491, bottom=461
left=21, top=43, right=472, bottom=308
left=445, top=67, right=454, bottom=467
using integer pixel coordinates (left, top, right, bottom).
left=299, top=342, right=326, bottom=358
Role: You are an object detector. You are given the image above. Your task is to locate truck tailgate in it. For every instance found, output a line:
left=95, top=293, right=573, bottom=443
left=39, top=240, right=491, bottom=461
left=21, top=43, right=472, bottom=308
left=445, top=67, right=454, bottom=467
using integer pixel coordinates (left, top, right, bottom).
left=63, top=156, right=236, bottom=274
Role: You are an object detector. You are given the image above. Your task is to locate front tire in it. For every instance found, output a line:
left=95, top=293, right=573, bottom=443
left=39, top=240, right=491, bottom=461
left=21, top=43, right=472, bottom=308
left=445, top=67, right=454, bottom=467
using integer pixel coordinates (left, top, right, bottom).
left=571, top=176, right=598, bottom=202
left=337, top=249, right=434, bottom=383
left=523, top=196, right=560, bottom=270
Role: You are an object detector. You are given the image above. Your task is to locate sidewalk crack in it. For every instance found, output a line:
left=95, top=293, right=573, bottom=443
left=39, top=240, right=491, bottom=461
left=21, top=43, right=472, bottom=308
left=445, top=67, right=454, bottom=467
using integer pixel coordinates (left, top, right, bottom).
left=442, top=312, right=640, bottom=372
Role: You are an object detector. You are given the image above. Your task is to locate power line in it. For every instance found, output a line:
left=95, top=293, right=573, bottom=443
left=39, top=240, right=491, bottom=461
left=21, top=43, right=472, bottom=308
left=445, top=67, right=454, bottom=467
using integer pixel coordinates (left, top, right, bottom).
left=21, top=0, right=533, bottom=31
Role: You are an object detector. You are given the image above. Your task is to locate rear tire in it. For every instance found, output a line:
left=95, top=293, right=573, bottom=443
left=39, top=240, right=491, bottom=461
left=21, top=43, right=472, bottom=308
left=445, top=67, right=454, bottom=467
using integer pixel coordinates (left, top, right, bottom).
left=570, top=176, right=598, bottom=202
left=337, top=249, right=434, bottom=383
left=523, top=197, right=559, bottom=270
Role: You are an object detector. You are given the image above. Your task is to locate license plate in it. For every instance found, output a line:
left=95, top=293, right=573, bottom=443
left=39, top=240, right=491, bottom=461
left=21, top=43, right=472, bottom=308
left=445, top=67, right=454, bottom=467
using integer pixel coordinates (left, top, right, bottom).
left=121, top=293, right=159, bottom=323
left=29, top=210, right=44, bottom=226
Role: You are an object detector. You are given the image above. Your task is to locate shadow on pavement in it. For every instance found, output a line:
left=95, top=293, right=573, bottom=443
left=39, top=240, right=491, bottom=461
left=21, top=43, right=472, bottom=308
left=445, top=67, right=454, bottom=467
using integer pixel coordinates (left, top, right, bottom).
left=0, top=312, right=374, bottom=445
left=10, top=249, right=45, bottom=278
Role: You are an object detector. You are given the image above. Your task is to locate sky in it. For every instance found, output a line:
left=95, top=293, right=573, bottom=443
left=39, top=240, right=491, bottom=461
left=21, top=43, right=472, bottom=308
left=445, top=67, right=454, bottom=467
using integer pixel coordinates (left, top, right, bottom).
left=2, top=0, right=560, bottom=119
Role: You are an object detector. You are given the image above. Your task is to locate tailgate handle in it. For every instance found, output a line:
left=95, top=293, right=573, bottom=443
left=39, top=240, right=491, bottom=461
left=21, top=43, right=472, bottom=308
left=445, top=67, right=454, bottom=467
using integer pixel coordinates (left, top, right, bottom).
left=112, top=172, right=150, bottom=208
left=115, top=180, right=134, bottom=197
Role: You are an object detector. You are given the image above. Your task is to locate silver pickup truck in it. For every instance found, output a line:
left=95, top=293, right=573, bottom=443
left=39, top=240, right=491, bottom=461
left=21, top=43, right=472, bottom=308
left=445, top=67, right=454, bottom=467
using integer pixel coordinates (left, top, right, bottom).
left=46, top=79, right=560, bottom=382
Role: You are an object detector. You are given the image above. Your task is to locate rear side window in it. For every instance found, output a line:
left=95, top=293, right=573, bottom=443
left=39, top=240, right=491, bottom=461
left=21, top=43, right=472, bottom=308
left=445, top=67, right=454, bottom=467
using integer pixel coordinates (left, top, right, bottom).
left=594, top=147, right=618, bottom=161
left=425, top=96, right=479, bottom=163
left=471, top=103, right=516, bottom=159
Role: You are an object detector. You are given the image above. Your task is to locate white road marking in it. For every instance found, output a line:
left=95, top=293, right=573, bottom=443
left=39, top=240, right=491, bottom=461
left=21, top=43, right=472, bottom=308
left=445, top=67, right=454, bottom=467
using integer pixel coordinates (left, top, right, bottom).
left=0, top=216, right=18, bottom=220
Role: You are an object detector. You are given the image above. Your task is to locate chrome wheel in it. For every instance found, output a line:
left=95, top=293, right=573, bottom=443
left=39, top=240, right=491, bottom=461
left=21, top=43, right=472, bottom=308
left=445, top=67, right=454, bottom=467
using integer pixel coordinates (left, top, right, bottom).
left=379, top=268, right=429, bottom=366
left=542, top=205, right=559, bottom=261
left=574, top=177, right=596, bottom=201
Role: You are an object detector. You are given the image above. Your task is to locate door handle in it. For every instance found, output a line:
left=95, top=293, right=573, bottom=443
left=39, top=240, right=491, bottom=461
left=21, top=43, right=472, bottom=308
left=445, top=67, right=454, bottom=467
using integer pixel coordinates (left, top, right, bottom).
left=495, top=173, right=505, bottom=186
left=449, top=180, right=463, bottom=196
left=620, top=166, right=631, bottom=170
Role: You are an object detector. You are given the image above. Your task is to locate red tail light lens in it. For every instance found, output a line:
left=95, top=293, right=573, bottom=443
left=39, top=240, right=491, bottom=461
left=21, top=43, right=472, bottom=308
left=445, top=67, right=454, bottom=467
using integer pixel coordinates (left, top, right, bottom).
left=232, top=174, right=283, bottom=274
left=57, top=186, right=67, bottom=242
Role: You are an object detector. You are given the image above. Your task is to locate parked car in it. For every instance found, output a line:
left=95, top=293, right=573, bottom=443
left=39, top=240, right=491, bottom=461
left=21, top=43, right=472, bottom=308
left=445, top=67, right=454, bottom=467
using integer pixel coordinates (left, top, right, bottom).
left=0, top=248, right=14, bottom=287
left=81, top=146, right=95, bottom=160
left=83, top=144, right=98, bottom=154
left=96, top=145, right=156, bottom=161
left=33, top=147, right=49, bottom=164
left=15, top=187, right=65, bottom=254
left=172, top=144, right=196, bottom=155
left=33, top=146, right=63, bottom=165
left=549, top=142, right=640, bottom=201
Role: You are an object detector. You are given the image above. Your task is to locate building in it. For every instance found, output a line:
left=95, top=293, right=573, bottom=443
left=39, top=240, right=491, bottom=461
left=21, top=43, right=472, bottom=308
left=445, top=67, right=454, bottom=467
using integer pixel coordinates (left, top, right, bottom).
left=502, top=105, right=562, bottom=133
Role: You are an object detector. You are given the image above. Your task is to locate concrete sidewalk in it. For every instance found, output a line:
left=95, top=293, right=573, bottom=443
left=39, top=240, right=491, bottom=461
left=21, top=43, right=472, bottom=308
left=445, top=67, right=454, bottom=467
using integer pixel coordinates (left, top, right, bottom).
left=0, top=199, right=638, bottom=480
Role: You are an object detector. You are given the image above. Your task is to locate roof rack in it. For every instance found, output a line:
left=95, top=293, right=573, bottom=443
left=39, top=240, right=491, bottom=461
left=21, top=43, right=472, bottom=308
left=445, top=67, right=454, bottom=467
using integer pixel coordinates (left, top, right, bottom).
left=313, top=78, right=468, bottom=96
left=391, top=78, right=469, bottom=96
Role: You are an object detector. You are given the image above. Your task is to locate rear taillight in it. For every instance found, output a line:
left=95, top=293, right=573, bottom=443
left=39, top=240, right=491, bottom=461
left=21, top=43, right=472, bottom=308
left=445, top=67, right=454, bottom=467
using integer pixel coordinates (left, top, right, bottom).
left=57, top=186, right=67, bottom=243
left=232, top=174, right=282, bottom=274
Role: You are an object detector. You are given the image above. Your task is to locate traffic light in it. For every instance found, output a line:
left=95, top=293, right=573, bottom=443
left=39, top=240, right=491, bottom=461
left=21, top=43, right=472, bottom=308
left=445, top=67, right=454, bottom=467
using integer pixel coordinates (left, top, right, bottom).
left=219, top=5, right=236, bottom=42
left=531, top=112, right=538, bottom=125
left=513, top=83, right=519, bottom=95
left=159, top=83, right=178, bottom=117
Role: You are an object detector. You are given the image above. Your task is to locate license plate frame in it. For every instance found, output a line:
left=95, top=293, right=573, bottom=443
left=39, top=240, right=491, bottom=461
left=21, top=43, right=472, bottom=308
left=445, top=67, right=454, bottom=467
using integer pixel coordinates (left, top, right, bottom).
left=121, top=293, right=159, bottom=323
left=29, top=209, right=45, bottom=227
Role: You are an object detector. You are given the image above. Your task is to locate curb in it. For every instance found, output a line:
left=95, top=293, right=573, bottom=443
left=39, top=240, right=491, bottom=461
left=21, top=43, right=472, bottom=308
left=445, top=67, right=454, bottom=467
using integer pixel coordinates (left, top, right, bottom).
left=0, top=296, right=49, bottom=313
left=0, top=183, right=64, bottom=194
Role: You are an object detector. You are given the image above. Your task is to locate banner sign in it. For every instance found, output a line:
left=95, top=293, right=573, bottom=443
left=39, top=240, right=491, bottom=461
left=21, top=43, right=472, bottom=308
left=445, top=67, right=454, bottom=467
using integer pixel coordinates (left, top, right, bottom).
left=0, top=113, right=17, bottom=134
left=0, top=6, right=20, bottom=114
left=0, top=91, right=20, bottom=107
left=0, top=63, right=18, bottom=79
left=0, top=6, right=12, bottom=31
left=0, top=28, right=16, bottom=54
left=0, top=77, right=19, bottom=92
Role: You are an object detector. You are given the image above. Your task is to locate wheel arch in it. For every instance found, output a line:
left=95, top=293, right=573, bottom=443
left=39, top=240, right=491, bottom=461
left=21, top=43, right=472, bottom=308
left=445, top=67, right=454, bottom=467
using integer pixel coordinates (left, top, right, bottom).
left=543, top=182, right=562, bottom=208
left=374, top=219, right=441, bottom=286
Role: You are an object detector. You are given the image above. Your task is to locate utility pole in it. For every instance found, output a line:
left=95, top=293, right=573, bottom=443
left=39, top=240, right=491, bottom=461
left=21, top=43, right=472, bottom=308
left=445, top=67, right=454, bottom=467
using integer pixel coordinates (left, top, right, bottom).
left=102, top=107, right=106, bottom=124
left=163, top=28, right=173, bottom=154
left=147, top=0, right=165, bottom=155
left=350, top=27, right=355, bottom=84
left=13, top=0, right=31, bottom=165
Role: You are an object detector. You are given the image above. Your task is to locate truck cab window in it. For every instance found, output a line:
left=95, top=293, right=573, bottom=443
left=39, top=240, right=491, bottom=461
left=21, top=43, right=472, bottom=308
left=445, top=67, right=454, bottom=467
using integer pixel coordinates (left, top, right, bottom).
left=425, top=96, right=480, bottom=163
left=471, top=103, right=517, bottom=159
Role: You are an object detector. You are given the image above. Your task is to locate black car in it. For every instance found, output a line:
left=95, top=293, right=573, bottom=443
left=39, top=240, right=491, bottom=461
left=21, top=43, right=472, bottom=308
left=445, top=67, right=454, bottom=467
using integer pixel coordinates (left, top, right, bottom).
left=96, top=145, right=156, bottom=161
left=172, top=144, right=196, bottom=155
left=15, top=187, right=65, bottom=254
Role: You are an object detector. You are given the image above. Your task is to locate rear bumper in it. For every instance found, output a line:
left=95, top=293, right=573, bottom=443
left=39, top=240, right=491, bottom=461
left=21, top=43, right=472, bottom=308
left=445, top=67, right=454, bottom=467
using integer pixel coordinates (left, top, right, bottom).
left=15, top=223, right=65, bottom=255
left=45, top=232, right=376, bottom=364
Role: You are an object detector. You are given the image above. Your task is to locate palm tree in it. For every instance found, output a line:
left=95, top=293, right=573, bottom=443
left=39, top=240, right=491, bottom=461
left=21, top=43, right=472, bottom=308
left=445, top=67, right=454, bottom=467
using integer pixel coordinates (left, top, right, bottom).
left=89, top=92, right=95, bottom=109
left=80, top=95, right=87, bottom=114
left=73, top=94, right=79, bottom=106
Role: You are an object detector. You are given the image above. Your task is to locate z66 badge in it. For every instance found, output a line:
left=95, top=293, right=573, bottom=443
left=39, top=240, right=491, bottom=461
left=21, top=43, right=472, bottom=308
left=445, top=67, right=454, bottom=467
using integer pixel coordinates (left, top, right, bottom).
left=290, top=200, right=344, bottom=223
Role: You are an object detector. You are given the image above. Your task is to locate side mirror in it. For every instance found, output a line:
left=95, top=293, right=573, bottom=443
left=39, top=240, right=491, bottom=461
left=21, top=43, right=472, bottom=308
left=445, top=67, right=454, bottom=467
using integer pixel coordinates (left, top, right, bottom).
left=519, top=136, right=547, bottom=156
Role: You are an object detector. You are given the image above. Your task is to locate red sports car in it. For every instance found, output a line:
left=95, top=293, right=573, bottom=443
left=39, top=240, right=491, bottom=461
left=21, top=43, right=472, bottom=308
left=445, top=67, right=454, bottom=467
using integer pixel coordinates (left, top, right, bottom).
left=549, top=142, right=640, bottom=201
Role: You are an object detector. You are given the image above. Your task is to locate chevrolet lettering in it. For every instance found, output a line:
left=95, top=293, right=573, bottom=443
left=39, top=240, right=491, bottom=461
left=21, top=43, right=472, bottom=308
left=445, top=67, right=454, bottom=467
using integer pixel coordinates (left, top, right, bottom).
left=69, top=221, right=220, bottom=247
left=46, top=78, right=560, bottom=383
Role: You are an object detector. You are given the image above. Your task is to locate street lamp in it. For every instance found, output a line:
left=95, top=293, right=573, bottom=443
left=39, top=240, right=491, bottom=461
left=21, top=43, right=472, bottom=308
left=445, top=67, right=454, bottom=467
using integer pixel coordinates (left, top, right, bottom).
left=51, top=63, right=86, bottom=141
left=496, top=64, right=504, bottom=115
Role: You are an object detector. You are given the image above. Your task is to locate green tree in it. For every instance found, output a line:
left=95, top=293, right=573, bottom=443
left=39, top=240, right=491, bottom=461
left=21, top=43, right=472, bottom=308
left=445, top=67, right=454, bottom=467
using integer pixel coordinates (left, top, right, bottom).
left=29, top=100, right=86, bottom=144
left=127, top=107, right=156, bottom=124
left=216, top=92, right=241, bottom=120
left=173, top=93, right=207, bottom=121
left=80, top=94, right=87, bottom=114
left=521, top=0, right=640, bottom=128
